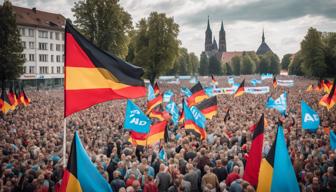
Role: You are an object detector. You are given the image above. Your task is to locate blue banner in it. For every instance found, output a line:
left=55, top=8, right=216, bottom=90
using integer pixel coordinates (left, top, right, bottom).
left=266, top=92, right=287, bottom=115
left=228, top=76, right=235, bottom=85
left=181, top=87, right=192, bottom=97
left=301, top=100, right=320, bottom=131
left=163, top=90, right=174, bottom=102
left=261, top=73, right=273, bottom=80
left=124, top=100, right=151, bottom=133
left=166, top=101, right=179, bottom=125
left=147, top=84, right=156, bottom=101
left=250, top=79, right=262, bottom=86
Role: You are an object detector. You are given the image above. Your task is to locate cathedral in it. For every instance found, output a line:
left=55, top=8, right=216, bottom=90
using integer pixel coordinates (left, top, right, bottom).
left=202, top=17, right=273, bottom=64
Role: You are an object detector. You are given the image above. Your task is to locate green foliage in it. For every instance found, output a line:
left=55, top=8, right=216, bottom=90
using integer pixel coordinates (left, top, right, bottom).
left=177, top=48, right=189, bottom=75
left=189, top=52, right=199, bottom=75
left=281, top=54, right=292, bottom=70
left=322, top=32, right=336, bottom=77
left=72, top=0, right=132, bottom=58
left=231, top=56, right=241, bottom=75
left=257, top=52, right=280, bottom=75
left=132, top=12, right=179, bottom=83
left=199, top=52, right=209, bottom=75
left=288, top=51, right=304, bottom=76
left=209, top=55, right=222, bottom=75
left=225, top=63, right=233, bottom=75
left=0, top=1, right=25, bottom=81
left=301, top=27, right=327, bottom=77
left=258, top=55, right=269, bottom=74
left=240, top=54, right=255, bottom=74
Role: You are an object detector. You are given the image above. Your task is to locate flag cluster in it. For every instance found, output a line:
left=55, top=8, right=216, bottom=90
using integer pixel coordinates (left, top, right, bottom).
left=0, top=85, right=30, bottom=114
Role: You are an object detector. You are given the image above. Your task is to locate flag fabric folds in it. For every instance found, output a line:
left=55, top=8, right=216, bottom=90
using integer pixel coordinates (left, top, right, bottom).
left=154, top=82, right=160, bottom=96
left=60, top=131, right=112, bottom=192
left=181, top=87, right=192, bottom=97
left=166, top=101, right=180, bottom=125
left=0, top=88, right=12, bottom=114
left=243, top=114, right=264, bottom=187
left=271, top=125, right=300, bottom=192
left=130, top=121, right=167, bottom=146
left=273, top=76, right=277, bottom=88
left=319, top=79, right=336, bottom=110
left=19, top=88, right=30, bottom=107
left=147, top=94, right=163, bottom=114
left=195, top=96, right=218, bottom=120
left=257, top=129, right=277, bottom=192
left=330, top=130, right=336, bottom=150
left=64, top=20, right=146, bottom=117
left=323, top=80, right=332, bottom=93
left=147, top=84, right=156, bottom=101
left=266, top=92, right=287, bottom=115
left=211, top=75, right=218, bottom=86
left=124, top=100, right=151, bottom=133
left=183, top=101, right=207, bottom=140
left=149, top=110, right=165, bottom=121
left=301, top=100, right=320, bottom=131
left=234, top=80, right=245, bottom=97
left=7, top=86, right=18, bottom=110
left=305, top=84, right=314, bottom=92
left=187, top=82, right=209, bottom=106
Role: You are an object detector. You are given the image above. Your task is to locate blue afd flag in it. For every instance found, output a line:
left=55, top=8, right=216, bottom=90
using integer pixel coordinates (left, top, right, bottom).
left=330, top=130, right=336, bottom=150
left=183, top=101, right=206, bottom=128
left=266, top=92, right=287, bottom=115
left=124, top=100, right=151, bottom=133
left=163, top=90, right=174, bottom=102
left=147, top=84, right=156, bottom=101
left=250, top=79, right=262, bottom=86
left=271, top=125, right=300, bottom=192
left=181, top=87, right=192, bottom=97
left=204, top=87, right=214, bottom=97
left=166, top=101, right=179, bottom=125
left=301, top=100, right=320, bottom=131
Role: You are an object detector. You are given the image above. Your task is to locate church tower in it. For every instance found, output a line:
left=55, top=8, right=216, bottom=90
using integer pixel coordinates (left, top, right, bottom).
left=205, top=16, right=213, bottom=52
left=218, top=21, right=226, bottom=52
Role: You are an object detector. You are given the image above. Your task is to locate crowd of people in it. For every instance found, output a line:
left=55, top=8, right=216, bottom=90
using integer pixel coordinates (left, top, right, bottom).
left=0, top=75, right=335, bottom=192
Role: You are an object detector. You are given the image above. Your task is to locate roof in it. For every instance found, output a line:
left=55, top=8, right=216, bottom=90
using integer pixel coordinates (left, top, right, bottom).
left=256, top=42, right=272, bottom=55
left=12, top=6, right=65, bottom=31
left=220, top=51, right=254, bottom=64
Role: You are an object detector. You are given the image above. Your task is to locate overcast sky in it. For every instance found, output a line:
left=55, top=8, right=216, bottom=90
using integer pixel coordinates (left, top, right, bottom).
left=5, top=0, right=336, bottom=58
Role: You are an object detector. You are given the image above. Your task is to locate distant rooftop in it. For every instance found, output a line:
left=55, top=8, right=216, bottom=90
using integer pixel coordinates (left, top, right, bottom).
left=12, top=5, right=65, bottom=31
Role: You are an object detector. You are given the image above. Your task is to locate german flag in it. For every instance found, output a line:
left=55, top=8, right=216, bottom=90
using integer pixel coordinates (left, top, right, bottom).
left=195, top=96, right=218, bottom=120
left=179, top=106, right=185, bottom=123
left=130, top=121, right=167, bottom=146
left=234, top=79, right=245, bottom=97
left=154, top=82, right=160, bottom=96
left=187, top=82, right=208, bottom=106
left=149, top=110, right=165, bottom=121
left=0, top=88, right=12, bottom=114
left=64, top=21, right=146, bottom=117
left=7, top=86, right=18, bottom=110
left=315, top=79, right=323, bottom=91
left=20, top=89, right=30, bottom=107
left=146, top=94, right=163, bottom=114
left=256, top=128, right=277, bottom=192
left=273, top=76, right=277, bottom=88
left=243, top=114, right=265, bottom=186
left=184, top=102, right=207, bottom=140
left=211, top=74, right=217, bottom=85
left=224, top=108, right=230, bottom=123
left=323, top=79, right=332, bottom=93
left=60, top=132, right=112, bottom=192
left=319, top=79, right=336, bottom=110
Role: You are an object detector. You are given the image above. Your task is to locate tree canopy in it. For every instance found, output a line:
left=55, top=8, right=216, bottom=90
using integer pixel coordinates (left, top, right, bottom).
left=0, top=1, right=25, bottom=82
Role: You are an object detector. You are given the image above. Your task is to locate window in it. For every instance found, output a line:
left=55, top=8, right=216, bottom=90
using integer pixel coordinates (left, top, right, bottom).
left=57, top=66, right=61, bottom=73
left=29, top=42, right=34, bottom=49
left=29, top=54, right=35, bottom=61
left=19, top=28, right=26, bottom=36
left=21, top=54, right=26, bottom=60
left=50, top=43, right=53, bottom=51
left=29, top=66, right=35, bottom=74
left=55, top=32, right=60, bottom=40
left=61, top=44, right=64, bottom=52
left=38, top=30, right=48, bottom=38
left=39, top=43, right=48, bottom=50
left=22, top=66, right=26, bottom=74
left=50, top=32, right=53, bottom=39
left=56, top=55, right=61, bottom=62
left=28, top=29, right=34, bottom=37
left=56, top=44, right=61, bottom=51
left=39, top=66, right=49, bottom=74
left=21, top=41, right=26, bottom=48
left=51, top=67, right=54, bottom=74
left=51, top=55, right=54, bottom=62
left=39, top=54, right=48, bottom=62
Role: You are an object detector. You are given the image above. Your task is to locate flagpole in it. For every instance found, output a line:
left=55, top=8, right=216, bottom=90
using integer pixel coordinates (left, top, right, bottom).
left=63, top=118, right=67, bottom=167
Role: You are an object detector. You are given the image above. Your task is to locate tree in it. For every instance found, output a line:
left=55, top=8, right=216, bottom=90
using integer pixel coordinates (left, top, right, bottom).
left=241, top=54, right=255, bottom=74
left=0, top=1, right=25, bottom=82
left=208, top=56, right=222, bottom=75
left=72, top=0, right=132, bottom=58
left=281, top=54, right=292, bottom=70
left=288, top=51, right=304, bottom=76
left=225, top=63, right=233, bottom=75
left=177, top=48, right=189, bottom=75
left=199, top=52, right=209, bottom=76
left=269, top=52, right=281, bottom=74
left=301, top=27, right=327, bottom=77
left=189, top=52, right=199, bottom=75
left=321, top=32, right=336, bottom=77
left=231, top=56, right=241, bottom=75
left=258, top=55, right=269, bottom=74
left=133, top=12, right=179, bottom=83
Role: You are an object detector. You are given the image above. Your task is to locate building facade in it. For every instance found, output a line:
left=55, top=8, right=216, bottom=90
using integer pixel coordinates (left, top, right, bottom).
left=13, top=6, right=65, bottom=87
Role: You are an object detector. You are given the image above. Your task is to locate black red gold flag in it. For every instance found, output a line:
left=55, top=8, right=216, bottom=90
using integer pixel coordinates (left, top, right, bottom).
left=195, top=96, right=218, bottom=120
left=234, top=79, right=245, bottom=97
